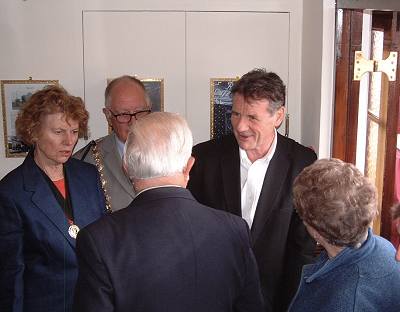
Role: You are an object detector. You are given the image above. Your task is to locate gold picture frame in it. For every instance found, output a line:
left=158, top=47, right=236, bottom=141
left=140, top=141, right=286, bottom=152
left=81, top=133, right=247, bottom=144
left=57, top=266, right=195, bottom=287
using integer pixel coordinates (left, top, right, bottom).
left=1, top=79, right=58, bottom=157
left=210, top=78, right=238, bottom=139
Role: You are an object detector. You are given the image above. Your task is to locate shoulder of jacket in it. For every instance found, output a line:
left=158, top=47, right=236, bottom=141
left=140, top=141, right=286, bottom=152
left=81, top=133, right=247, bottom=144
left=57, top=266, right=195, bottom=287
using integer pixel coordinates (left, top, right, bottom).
left=357, top=235, right=400, bottom=279
left=193, top=134, right=235, bottom=153
left=277, top=133, right=316, bottom=158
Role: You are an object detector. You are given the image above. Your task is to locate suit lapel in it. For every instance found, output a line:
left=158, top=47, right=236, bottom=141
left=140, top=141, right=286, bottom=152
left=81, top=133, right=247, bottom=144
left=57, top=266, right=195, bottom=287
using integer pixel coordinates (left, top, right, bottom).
left=251, top=134, right=290, bottom=243
left=23, top=154, right=76, bottom=248
left=66, top=161, right=91, bottom=233
left=101, top=134, right=135, bottom=197
left=221, top=136, right=242, bottom=216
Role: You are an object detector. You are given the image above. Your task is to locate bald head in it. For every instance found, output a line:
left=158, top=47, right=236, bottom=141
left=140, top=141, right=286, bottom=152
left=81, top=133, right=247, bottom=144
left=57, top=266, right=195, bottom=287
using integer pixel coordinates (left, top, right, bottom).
left=103, top=75, right=151, bottom=142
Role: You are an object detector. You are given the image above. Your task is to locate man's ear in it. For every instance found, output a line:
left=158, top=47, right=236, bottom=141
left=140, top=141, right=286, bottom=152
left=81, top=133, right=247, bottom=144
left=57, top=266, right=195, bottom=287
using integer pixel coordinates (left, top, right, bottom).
left=183, top=156, right=195, bottom=179
left=274, top=106, right=285, bottom=128
left=103, top=107, right=111, bottom=121
left=103, top=108, right=113, bottom=131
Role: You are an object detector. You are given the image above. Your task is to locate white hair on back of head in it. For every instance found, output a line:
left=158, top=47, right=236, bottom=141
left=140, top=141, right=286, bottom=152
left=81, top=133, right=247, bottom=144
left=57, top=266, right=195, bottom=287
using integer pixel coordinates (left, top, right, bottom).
left=123, top=112, right=193, bottom=180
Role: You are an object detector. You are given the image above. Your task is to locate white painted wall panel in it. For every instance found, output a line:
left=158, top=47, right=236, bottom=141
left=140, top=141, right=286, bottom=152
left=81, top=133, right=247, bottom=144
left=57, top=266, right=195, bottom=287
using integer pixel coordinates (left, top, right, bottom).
left=82, top=11, right=186, bottom=141
left=186, top=11, right=290, bottom=143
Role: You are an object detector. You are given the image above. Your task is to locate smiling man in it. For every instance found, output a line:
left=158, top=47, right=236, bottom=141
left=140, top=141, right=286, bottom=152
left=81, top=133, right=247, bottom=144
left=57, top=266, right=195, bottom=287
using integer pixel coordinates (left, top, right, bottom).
left=74, top=75, right=151, bottom=211
left=188, top=69, right=317, bottom=312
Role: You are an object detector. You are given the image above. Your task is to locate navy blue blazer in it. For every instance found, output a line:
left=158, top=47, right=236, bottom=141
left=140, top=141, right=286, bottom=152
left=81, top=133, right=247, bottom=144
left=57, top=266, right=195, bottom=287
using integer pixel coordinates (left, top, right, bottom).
left=73, top=187, right=264, bottom=312
left=188, top=134, right=317, bottom=311
left=0, top=152, right=106, bottom=312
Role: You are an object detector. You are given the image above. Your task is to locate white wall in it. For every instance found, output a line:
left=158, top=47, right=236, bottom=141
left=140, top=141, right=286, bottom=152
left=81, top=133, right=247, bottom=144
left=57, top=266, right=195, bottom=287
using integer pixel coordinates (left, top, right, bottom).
left=0, top=0, right=334, bottom=178
left=0, top=1, right=85, bottom=177
left=301, top=0, right=336, bottom=157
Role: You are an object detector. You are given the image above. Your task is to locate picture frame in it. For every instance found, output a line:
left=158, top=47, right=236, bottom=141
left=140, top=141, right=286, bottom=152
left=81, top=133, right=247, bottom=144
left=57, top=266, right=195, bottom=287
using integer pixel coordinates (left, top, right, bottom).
left=210, top=78, right=238, bottom=139
left=1, top=79, right=58, bottom=157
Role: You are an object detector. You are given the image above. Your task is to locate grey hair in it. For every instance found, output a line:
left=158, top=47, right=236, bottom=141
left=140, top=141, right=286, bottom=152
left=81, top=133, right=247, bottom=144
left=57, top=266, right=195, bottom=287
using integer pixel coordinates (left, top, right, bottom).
left=123, top=112, right=193, bottom=180
left=104, top=75, right=151, bottom=109
left=293, top=158, right=378, bottom=248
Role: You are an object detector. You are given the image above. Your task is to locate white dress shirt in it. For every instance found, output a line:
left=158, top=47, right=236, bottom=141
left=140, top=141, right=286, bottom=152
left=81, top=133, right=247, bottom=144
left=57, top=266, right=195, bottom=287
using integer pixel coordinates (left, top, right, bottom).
left=240, top=129, right=277, bottom=228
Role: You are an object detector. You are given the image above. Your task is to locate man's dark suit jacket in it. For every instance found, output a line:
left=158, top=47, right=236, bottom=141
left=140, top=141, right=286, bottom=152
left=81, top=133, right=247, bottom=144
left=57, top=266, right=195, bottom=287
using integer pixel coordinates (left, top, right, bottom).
left=188, top=134, right=317, bottom=311
left=73, top=187, right=264, bottom=312
left=0, top=152, right=105, bottom=312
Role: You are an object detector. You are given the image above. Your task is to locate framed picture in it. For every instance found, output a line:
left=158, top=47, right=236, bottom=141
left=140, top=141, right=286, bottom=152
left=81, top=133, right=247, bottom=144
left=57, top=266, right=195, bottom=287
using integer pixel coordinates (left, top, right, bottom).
left=1, top=79, right=58, bottom=157
left=210, top=78, right=238, bottom=139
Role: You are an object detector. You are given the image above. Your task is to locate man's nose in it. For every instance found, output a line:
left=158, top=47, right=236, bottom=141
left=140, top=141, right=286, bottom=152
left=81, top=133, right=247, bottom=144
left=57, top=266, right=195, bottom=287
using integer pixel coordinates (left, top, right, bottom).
left=235, top=116, right=249, bottom=132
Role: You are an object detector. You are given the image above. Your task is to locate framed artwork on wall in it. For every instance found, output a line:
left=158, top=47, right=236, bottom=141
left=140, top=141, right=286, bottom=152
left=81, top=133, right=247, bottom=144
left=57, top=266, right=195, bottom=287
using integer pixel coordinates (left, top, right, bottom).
left=0, top=79, right=58, bottom=157
left=210, top=78, right=238, bottom=139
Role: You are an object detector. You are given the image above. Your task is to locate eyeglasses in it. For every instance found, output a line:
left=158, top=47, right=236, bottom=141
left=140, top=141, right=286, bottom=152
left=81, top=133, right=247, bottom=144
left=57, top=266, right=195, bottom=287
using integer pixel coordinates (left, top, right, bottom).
left=108, top=109, right=151, bottom=123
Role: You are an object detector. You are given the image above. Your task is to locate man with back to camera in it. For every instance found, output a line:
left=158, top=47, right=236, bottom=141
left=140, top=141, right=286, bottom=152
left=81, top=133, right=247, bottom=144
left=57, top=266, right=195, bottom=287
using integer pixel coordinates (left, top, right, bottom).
left=188, top=68, right=317, bottom=311
left=74, top=75, right=151, bottom=212
left=73, top=112, right=264, bottom=312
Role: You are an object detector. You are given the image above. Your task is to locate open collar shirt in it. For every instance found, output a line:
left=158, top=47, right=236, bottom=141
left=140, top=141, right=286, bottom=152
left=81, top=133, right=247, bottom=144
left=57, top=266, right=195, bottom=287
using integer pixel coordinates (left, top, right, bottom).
left=239, top=129, right=277, bottom=228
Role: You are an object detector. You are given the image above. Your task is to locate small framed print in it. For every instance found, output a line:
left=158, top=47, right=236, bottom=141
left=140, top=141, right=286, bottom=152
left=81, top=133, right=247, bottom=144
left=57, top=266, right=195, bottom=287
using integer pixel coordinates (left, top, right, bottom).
left=210, top=78, right=238, bottom=139
left=1, top=79, right=58, bottom=157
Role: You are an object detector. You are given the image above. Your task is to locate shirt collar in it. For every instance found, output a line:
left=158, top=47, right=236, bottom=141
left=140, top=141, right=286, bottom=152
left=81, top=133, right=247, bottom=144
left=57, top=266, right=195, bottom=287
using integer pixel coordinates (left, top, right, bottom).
left=303, top=228, right=374, bottom=282
left=134, top=185, right=183, bottom=198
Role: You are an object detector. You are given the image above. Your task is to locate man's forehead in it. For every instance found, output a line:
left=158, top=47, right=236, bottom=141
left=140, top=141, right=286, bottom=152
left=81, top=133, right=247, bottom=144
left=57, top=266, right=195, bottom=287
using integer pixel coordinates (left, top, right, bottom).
left=233, top=96, right=271, bottom=108
left=110, top=88, right=147, bottom=110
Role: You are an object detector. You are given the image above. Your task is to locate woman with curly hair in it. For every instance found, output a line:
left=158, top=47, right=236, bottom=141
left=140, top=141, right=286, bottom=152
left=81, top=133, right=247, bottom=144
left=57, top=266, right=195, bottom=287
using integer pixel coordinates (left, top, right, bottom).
left=0, top=85, right=105, bottom=312
left=289, top=158, right=400, bottom=312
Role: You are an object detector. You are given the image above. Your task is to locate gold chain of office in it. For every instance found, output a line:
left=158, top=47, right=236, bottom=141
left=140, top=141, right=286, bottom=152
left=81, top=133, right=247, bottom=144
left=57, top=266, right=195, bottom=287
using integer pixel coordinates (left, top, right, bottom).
left=91, top=142, right=113, bottom=213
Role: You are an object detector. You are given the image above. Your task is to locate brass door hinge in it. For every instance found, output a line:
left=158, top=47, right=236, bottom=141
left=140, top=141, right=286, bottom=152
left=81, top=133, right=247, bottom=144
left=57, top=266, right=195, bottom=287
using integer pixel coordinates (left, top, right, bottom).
left=354, top=51, right=398, bottom=81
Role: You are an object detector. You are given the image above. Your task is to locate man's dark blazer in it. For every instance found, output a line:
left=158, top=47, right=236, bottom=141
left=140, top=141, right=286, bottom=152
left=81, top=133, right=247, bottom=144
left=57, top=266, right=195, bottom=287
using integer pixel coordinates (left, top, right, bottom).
left=73, top=187, right=264, bottom=312
left=188, top=134, right=317, bottom=311
left=0, top=152, right=105, bottom=312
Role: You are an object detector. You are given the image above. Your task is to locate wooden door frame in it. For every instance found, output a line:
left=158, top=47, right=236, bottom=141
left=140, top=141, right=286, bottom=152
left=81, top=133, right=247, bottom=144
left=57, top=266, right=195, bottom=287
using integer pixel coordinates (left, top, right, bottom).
left=332, top=8, right=400, bottom=240
left=380, top=12, right=400, bottom=239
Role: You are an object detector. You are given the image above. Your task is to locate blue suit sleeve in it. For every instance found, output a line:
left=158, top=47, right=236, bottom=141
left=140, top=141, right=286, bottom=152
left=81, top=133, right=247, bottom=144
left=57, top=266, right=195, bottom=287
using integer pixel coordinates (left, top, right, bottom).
left=0, top=193, right=24, bottom=312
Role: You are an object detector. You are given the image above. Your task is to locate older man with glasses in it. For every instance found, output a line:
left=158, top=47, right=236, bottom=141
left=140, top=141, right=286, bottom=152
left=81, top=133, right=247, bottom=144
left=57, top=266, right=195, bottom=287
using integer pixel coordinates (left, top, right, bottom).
left=74, top=75, right=151, bottom=212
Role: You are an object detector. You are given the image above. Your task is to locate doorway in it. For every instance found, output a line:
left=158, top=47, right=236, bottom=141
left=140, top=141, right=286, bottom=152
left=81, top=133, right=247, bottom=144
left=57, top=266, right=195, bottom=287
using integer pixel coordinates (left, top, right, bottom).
left=332, top=1, right=400, bottom=243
